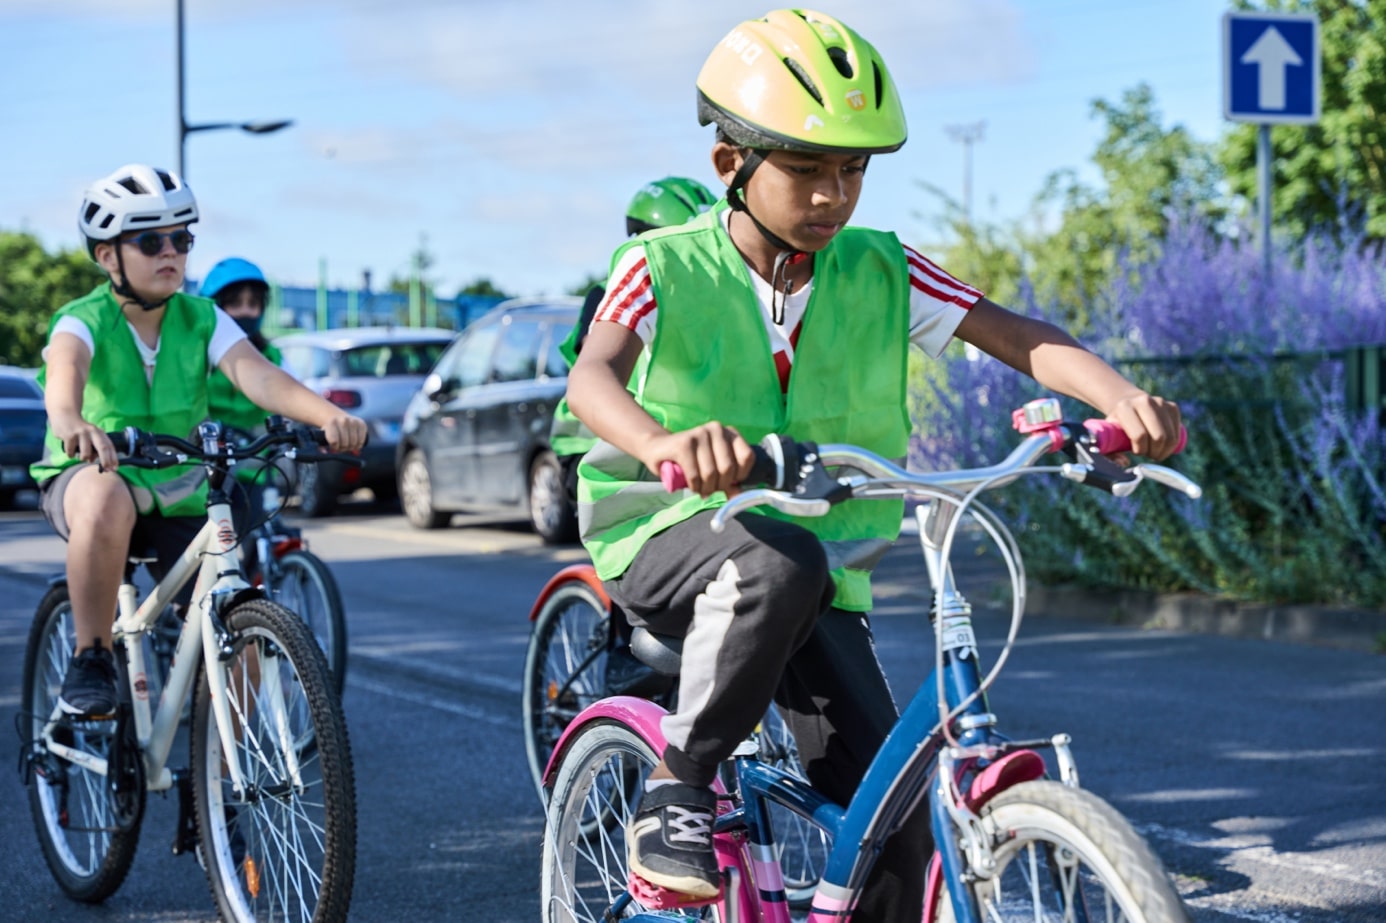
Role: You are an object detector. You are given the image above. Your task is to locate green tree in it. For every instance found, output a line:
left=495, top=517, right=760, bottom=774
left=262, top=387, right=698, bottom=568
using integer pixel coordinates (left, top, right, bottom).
left=919, top=84, right=1224, bottom=332
left=1027, top=84, right=1225, bottom=328
left=0, top=231, right=105, bottom=367
left=566, top=272, right=605, bottom=298
left=457, top=277, right=511, bottom=298
left=1221, top=0, right=1386, bottom=239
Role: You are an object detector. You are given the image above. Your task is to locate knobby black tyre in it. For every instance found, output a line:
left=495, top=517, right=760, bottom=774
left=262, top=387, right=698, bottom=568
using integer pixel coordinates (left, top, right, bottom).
left=191, top=598, right=356, bottom=923
left=936, top=780, right=1189, bottom=923
left=541, top=720, right=722, bottom=923
left=522, top=581, right=612, bottom=801
left=22, top=584, right=143, bottom=903
left=271, top=549, right=348, bottom=698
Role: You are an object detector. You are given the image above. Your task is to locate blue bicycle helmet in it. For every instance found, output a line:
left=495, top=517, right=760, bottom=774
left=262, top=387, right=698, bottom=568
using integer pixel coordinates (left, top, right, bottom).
left=200, top=257, right=268, bottom=301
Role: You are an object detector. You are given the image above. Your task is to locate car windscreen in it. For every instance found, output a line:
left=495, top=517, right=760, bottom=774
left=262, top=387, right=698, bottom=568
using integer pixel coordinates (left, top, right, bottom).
left=340, top=342, right=448, bottom=378
left=0, top=375, right=41, bottom=399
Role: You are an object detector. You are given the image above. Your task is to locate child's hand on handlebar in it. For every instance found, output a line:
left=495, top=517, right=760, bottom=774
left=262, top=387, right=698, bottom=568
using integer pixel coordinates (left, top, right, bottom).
left=644, top=422, right=755, bottom=498
left=1104, top=393, right=1182, bottom=461
left=54, top=417, right=119, bottom=470
left=320, top=414, right=368, bottom=454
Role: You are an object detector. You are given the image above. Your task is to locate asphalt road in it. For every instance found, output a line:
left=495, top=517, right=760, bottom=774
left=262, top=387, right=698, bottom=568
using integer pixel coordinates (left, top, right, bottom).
left=0, top=492, right=1381, bottom=922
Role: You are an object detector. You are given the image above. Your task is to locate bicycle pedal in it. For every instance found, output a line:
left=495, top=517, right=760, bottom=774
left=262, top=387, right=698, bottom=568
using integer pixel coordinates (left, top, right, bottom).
left=628, top=871, right=723, bottom=909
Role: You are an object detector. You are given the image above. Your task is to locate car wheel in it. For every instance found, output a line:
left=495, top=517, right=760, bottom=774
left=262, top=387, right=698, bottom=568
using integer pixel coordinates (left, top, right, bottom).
left=400, top=448, right=449, bottom=529
left=297, top=461, right=340, bottom=518
left=529, top=450, right=578, bottom=545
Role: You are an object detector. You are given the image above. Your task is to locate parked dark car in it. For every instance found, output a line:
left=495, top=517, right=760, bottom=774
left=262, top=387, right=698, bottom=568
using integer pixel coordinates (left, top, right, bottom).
left=0, top=366, right=46, bottom=510
left=396, top=297, right=581, bottom=543
left=274, top=327, right=453, bottom=516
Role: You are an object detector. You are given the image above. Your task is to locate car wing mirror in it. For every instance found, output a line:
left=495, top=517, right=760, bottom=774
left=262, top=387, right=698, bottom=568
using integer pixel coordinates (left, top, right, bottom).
left=424, top=372, right=454, bottom=401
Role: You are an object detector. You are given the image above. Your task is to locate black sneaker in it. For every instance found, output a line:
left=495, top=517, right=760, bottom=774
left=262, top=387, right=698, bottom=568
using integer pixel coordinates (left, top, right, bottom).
left=627, top=782, right=720, bottom=899
left=58, top=640, right=118, bottom=719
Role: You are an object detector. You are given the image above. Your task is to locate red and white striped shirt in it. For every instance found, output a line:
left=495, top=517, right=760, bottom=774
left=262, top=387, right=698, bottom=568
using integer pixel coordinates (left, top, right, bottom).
left=593, top=215, right=983, bottom=392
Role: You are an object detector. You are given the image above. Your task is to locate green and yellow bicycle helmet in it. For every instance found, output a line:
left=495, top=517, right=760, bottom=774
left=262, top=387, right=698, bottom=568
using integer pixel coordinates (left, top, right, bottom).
left=695, top=9, right=907, bottom=256
left=626, top=177, right=718, bottom=236
left=696, top=9, right=907, bottom=156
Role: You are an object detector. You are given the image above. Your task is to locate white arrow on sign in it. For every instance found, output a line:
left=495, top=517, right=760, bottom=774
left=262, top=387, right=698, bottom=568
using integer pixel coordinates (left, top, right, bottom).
left=1241, top=25, right=1303, bottom=110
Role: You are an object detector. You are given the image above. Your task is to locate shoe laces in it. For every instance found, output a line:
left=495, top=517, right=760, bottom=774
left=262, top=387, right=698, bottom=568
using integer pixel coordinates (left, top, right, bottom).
left=664, top=805, right=712, bottom=846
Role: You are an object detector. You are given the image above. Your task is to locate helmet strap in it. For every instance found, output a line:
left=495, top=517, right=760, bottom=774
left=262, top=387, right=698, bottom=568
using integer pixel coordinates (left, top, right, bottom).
left=725, top=147, right=808, bottom=321
left=111, top=245, right=174, bottom=312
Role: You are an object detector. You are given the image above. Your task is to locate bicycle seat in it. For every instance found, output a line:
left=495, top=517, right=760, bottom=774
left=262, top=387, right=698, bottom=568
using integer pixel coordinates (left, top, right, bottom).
left=629, top=627, right=683, bottom=677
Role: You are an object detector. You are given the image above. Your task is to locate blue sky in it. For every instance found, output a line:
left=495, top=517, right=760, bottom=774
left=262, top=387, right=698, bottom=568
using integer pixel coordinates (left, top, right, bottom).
left=1, top=0, right=1230, bottom=299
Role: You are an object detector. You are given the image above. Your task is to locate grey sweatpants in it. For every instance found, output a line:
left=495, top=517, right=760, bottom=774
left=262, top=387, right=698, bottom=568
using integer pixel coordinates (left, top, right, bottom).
left=605, top=509, right=932, bottom=923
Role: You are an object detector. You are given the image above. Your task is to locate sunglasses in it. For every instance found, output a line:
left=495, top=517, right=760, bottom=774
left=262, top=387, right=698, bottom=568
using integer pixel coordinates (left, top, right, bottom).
left=122, top=229, right=195, bottom=256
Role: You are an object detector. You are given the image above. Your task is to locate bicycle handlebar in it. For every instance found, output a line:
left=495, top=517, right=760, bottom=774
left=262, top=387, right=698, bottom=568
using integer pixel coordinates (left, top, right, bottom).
left=104, top=418, right=365, bottom=469
left=658, top=405, right=1202, bottom=533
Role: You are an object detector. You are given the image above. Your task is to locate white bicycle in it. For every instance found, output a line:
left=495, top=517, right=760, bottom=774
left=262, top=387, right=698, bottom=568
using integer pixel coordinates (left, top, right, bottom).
left=20, top=420, right=358, bottom=922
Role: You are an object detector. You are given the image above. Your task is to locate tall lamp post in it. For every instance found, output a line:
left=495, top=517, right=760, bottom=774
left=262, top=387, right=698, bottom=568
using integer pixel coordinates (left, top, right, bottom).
left=176, top=0, right=292, bottom=178
left=944, top=120, right=986, bottom=226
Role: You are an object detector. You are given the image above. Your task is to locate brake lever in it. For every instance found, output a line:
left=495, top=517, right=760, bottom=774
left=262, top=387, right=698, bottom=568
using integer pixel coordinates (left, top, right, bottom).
left=1128, top=463, right=1203, bottom=499
left=709, top=491, right=834, bottom=533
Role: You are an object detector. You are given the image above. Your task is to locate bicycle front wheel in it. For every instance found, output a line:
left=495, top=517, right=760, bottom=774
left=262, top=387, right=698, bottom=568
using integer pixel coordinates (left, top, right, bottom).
left=522, top=581, right=612, bottom=800
left=22, top=585, right=143, bottom=903
left=191, top=598, right=356, bottom=923
left=269, top=548, right=348, bottom=697
left=937, top=780, right=1189, bottom=923
left=541, top=720, right=720, bottom=923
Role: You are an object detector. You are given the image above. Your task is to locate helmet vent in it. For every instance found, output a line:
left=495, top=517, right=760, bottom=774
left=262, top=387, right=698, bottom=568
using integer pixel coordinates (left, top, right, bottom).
left=827, top=46, right=854, bottom=79
left=117, top=177, right=148, bottom=195
left=781, top=57, right=823, bottom=106
left=98, top=214, right=115, bottom=229
left=156, top=170, right=177, bottom=191
left=873, top=62, right=885, bottom=109
left=83, top=203, right=100, bottom=223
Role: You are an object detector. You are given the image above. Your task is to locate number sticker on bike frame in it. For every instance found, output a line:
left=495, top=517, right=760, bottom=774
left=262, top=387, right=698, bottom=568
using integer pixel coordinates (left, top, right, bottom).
left=939, top=615, right=978, bottom=660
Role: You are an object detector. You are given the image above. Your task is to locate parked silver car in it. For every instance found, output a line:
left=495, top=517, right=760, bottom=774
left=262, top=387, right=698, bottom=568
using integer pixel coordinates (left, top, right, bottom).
left=274, top=327, right=453, bottom=516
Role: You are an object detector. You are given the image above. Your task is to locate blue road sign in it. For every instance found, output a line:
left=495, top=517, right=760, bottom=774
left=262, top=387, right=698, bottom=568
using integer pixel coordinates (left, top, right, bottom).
left=1223, top=12, right=1320, bottom=124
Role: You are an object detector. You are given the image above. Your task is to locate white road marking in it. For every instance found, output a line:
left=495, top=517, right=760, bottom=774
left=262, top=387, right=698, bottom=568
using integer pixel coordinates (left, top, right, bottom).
left=1142, top=821, right=1386, bottom=889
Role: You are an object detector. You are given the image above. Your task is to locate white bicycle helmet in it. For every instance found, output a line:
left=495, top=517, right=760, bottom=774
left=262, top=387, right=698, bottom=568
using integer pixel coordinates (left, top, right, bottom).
left=78, top=164, right=198, bottom=257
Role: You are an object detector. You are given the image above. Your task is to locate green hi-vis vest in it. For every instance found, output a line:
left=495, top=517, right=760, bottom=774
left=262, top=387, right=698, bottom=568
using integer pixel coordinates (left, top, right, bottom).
left=577, top=208, right=911, bottom=611
left=31, top=283, right=218, bottom=518
left=208, top=341, right=281, bottom=433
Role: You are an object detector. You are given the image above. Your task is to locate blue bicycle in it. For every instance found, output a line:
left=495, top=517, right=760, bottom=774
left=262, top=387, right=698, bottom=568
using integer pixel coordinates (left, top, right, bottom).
left=540, top=399, right=1198, bottom=922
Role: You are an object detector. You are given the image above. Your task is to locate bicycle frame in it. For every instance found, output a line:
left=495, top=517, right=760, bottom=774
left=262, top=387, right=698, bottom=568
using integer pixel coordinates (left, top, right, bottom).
left=546, top=416, right=1200, bottom=922
left=37, top=492, right=291, bottom=799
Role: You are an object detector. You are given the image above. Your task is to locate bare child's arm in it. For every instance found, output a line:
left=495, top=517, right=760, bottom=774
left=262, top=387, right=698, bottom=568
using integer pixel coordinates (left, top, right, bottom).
left=956, top=299, right=1182, bottom=459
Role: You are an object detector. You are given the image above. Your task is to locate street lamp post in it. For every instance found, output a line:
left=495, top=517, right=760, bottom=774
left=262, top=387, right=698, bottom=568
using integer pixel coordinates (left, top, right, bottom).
left=944, top=121, right=987, bottom=226
left=176, top=0, right=292, bottom=179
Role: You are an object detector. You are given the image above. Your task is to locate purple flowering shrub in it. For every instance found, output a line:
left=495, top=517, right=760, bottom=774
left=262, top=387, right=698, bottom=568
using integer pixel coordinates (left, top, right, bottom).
left=911, top=217, right=1386, bottom=608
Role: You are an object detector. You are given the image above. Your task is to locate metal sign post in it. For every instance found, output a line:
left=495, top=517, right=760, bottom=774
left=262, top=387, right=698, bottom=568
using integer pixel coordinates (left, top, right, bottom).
left=1223, top=11, right=1321, bottom=277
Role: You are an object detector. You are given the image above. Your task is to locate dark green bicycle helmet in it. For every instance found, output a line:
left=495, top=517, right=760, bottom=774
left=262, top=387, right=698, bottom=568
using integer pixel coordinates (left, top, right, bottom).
left=626, top=177, right=718, bottom=236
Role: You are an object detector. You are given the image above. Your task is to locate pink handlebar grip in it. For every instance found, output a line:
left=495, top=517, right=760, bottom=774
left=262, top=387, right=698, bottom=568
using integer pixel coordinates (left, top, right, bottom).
left=1083, top=420, right=1188, bottom=456
left=659, top=461, right=688, bottom=492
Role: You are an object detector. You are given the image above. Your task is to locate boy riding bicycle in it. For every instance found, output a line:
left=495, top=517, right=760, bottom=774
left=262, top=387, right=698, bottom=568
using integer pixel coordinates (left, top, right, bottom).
left=566, top=10, right=1182, bottom=920
left=31, top=163, right=366, bottom=722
